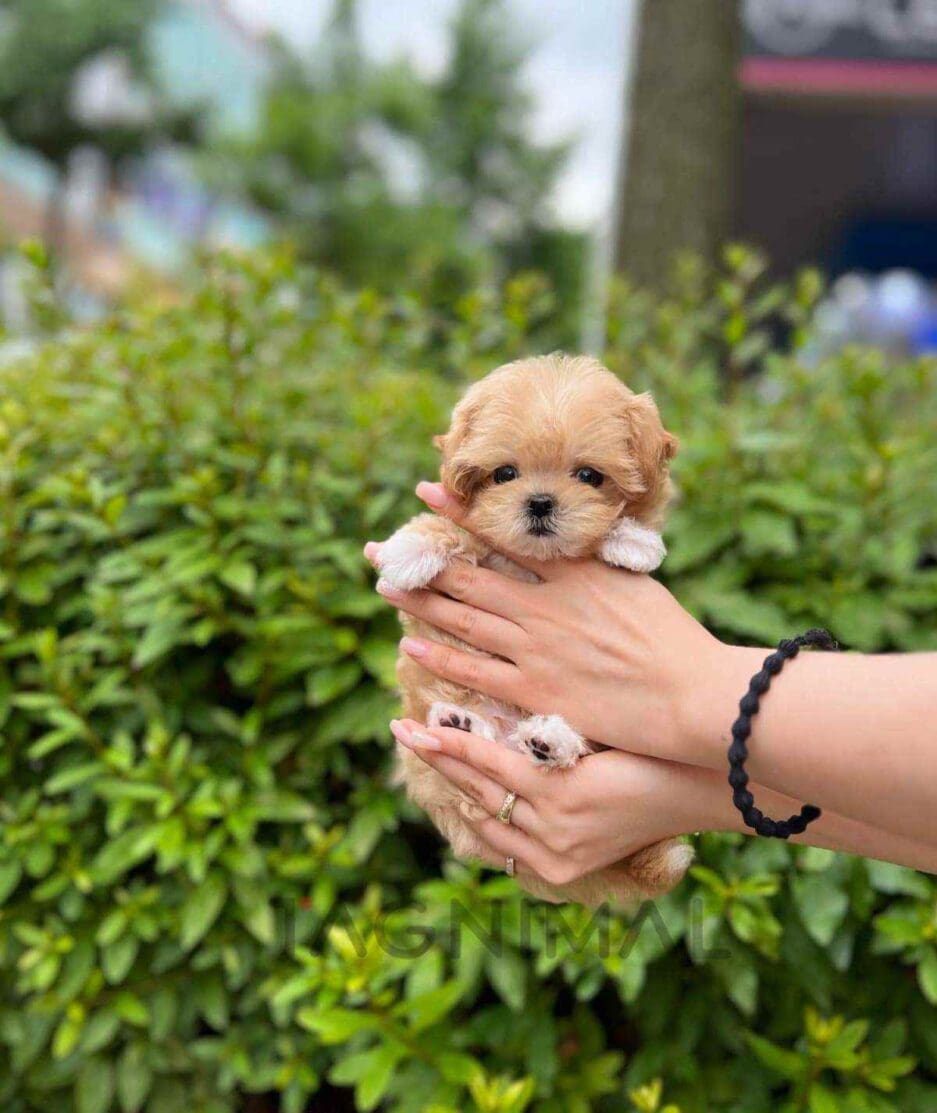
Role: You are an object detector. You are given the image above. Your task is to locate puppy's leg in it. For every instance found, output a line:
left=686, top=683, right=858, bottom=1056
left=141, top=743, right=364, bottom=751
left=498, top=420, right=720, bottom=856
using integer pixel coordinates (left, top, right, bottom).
left=624, top=838, right=695, bottom=895
left=600, top=517, right=666, bottom=573
left=377, top=513, right=487, bottom=592
left=509, top=715, right=589, bottom=769
left=428, top=701, right=497, bottom=741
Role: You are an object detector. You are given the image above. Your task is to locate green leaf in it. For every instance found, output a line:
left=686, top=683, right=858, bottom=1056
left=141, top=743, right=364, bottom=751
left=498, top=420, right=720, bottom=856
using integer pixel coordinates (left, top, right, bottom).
left=15, top=564, right=56, bottom=605
left=665, top=519, right=736, bottom=573
left=101, top=934, right=139, bottom=984
left=76, top=1056, right=114, bottom=1113
left=306, top=661, right=363, bottom=706
left=358, top=637, right=399, bottom=688
left=45, top=762, right=104, bottom=795
left=745, top=1033, right=806, bottom=1080
left=296, top=1007, right=377, bottom=1043
left=401, top=980, right=466, bottom=1033
left=132, top=620, right=186, bottom=669
left=740, top=509, right=798, bottom=557
left=0, top=860, right=22, bottom=904
left=917, top=948, right=937, bottom=1005
left=113, top=991, right=149, bottom=1027
left=357, top=1043, right=404, bottom=1111
left=330, top=1049, right=379, bottom=1086
left=792, top=874, right=850, bottom=946
left=179, top=874, right=227, bottom=951
left=866, top=860, right=932, bottom=898
left=486, top=951, right=527, bottom=1012
left=726, top=961, right=758, bottom=1017
left=91, top=826, right=160, bottom=884
left=149, top=988, right=177, bottom=1041
left=808, top=1083, right=841, bottom=1113
left=79, top=1010, right=120, bottom=1056
left=699, top=589, right=789, bottom=643
left=220, top=559, right=257, bottom=596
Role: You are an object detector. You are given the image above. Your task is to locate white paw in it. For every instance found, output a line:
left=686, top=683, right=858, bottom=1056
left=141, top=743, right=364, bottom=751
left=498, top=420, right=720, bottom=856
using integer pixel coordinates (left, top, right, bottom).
left=428, top=702, right=497, bottom=740
left=509, top=715, right=587, bottom=768
left=600, top=517, right=666, bottom=573
left=378, top=530, right=451, bottom=591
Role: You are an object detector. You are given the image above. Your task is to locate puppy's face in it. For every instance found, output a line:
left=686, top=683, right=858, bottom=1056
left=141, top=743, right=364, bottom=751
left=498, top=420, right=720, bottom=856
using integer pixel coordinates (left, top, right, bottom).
left=436, top=356, right=677, bottom=560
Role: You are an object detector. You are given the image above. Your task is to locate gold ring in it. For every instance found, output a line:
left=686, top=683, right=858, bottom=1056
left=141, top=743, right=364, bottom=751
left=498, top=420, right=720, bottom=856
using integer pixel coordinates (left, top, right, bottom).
left=505, top=856, right=515, bottom=877
left=496, top=790, right=517, bottom=825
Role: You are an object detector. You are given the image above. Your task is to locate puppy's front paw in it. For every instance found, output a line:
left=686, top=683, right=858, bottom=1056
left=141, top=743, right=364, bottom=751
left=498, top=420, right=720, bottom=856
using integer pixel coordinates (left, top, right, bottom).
left=378, top=529, right=452, bottom=591
left=509, top=715, right=587, bottom=768
left=600, top=517, right=666, bottom=573
left=429, top=702, right=496, bottom=740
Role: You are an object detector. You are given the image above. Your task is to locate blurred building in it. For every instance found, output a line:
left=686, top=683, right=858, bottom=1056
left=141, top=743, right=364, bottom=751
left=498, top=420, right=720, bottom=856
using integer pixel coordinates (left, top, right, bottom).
left=738, top=0, right=937, bottom=354
left=740, top=0, right=937, bottom=278
left=0, top=0, right=270, bottom=315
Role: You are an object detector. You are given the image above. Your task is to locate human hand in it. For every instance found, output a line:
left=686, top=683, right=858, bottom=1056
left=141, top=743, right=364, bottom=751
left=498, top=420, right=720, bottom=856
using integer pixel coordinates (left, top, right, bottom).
left=366, top=482, right=732, bottom=768
left=388, top=717, right=705, bottom=886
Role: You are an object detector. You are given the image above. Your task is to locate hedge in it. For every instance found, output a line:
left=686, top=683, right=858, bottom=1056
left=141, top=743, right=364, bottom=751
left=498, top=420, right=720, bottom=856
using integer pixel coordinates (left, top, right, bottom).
left=0, top=246, right=936, bottom=1113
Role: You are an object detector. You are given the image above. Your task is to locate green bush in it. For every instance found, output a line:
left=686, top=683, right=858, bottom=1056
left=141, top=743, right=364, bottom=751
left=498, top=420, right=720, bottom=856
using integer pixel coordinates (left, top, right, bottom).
left=1, top=247, right=936, bottom=1113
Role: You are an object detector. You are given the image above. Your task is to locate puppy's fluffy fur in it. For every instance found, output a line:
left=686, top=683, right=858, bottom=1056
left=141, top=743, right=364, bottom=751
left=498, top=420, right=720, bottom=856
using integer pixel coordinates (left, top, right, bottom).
left=379, top=354, right=693, bottom=906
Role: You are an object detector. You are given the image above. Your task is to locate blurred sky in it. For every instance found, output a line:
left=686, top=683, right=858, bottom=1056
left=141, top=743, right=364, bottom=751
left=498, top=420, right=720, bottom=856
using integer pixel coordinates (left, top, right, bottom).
left=227, top=0, right=629, bottom=228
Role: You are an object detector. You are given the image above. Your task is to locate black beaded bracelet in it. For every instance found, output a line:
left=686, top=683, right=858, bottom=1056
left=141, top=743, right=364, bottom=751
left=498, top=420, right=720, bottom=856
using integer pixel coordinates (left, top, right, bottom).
left=728, top=628, right=841, bottom=839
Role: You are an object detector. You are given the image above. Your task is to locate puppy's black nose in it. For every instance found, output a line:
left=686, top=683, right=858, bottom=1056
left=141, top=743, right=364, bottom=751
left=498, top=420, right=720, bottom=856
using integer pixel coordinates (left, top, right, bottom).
left=527, top=495, right=555, bottom=519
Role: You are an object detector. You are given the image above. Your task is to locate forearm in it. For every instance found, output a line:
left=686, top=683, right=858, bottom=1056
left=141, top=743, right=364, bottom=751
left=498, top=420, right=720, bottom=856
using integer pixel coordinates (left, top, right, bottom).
left=679, top=646, right=937, bottom=848
left=678, top=762, right=937, bottom=873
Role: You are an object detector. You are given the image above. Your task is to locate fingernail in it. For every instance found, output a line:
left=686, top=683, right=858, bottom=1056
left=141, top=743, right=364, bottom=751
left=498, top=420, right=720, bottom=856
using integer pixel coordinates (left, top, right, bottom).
left=409, top=731, right=442, bottom=751
left=400, top=636, right=428, bottom=658
left=376, top=578, right=403, bottom=600
left=389, top=719, right=412, bottom=744
left=416, top=482, right=448, bottom=509
left=391, top=719, right=441, bottom=750
left=363, top=541, right=382, bottom=564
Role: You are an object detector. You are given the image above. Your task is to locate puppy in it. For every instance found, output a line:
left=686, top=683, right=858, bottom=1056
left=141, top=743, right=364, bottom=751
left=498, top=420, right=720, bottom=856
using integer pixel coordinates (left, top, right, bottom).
left=378, top=354, right=693, bottom=906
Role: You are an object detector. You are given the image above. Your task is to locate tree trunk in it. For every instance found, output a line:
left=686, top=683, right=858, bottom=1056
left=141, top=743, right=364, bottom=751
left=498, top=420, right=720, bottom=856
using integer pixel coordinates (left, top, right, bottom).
left=613, top=0, right=741, bottom=288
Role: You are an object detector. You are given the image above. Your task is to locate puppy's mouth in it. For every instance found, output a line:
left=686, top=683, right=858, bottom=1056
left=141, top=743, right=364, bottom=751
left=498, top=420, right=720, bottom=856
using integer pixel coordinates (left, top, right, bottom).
left=526, top=517, right=556, bottom=537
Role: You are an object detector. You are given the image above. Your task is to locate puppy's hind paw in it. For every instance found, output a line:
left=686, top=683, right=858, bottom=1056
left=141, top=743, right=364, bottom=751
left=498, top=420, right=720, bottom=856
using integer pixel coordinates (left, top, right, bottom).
left=509, top=715, right=588, bottom=768
left=428, top=702, right=496, bottom=741
left=378, top=529, right=451, bottom=592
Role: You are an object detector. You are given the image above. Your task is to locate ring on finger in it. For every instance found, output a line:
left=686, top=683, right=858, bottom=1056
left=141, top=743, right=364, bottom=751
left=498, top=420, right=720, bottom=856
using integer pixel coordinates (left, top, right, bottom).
left=505, top=856, right=516, bottom=877
left=495, top=790, right=518, bottom=825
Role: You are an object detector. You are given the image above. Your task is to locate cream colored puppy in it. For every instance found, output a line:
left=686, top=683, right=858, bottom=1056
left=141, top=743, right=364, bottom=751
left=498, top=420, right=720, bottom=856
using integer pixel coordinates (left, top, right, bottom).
left=378, top=354, right=693, bottom=906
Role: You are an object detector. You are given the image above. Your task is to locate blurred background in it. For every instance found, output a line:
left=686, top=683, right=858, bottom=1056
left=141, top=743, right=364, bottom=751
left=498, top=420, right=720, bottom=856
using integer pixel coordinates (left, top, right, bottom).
left=3, top=5, right=937, bottom=1113
left=4, top=0, right=937, bottom=354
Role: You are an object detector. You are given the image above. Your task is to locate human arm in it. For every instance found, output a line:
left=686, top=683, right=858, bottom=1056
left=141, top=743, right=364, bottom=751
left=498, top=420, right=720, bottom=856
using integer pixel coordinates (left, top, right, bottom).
left=388, top=718, right=937, bottom=882
left=367, top=482, right=937, bottom=851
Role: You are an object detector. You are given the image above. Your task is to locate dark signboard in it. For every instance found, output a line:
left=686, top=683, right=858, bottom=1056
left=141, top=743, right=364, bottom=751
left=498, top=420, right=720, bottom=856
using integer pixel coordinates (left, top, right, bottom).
left=743, top=0, right=937, bottom=63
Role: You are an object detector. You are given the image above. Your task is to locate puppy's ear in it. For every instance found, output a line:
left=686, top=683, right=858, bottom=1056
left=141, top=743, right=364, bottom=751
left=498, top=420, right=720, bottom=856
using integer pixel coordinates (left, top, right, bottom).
left=436, top=395, right=487, bottom=502
left=615, top=392, right=677, bottom=522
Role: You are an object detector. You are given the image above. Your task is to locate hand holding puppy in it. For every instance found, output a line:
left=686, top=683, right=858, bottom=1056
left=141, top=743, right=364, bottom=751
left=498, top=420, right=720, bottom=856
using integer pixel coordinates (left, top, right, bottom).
left=371, top=355, right=693, bottom=906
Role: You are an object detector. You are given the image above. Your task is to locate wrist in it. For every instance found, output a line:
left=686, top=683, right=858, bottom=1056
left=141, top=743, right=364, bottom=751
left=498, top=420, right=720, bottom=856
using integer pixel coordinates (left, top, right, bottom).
left=673, top=641, right=770, bottom=772
left=666, top=759, right=748, bottom=837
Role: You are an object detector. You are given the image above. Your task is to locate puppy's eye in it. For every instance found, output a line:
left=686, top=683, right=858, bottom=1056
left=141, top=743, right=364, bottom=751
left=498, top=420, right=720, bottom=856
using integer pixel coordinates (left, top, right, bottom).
left=492, top=465, right=518, bottom=484
left=575, top=467, right=604, bottom=488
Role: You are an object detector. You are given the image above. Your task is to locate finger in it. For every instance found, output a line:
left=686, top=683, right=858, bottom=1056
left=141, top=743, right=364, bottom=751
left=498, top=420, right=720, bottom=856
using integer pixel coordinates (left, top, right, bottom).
left=427, top=558, right=539, bottom=623
left=461, top=810, right=557, bottom=881
left=364, top=541, right=541, bottom=626
left=390, top=721, right=540, bottom=835
left=393, top=719, right=547, bottom=801
left=469, top=840, right=536, bottom=880
left=399, top=637, right=523, bottom=708
left=415, top=482, right=560, bottom=581
left=377, top=580, right=525, bottom=656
